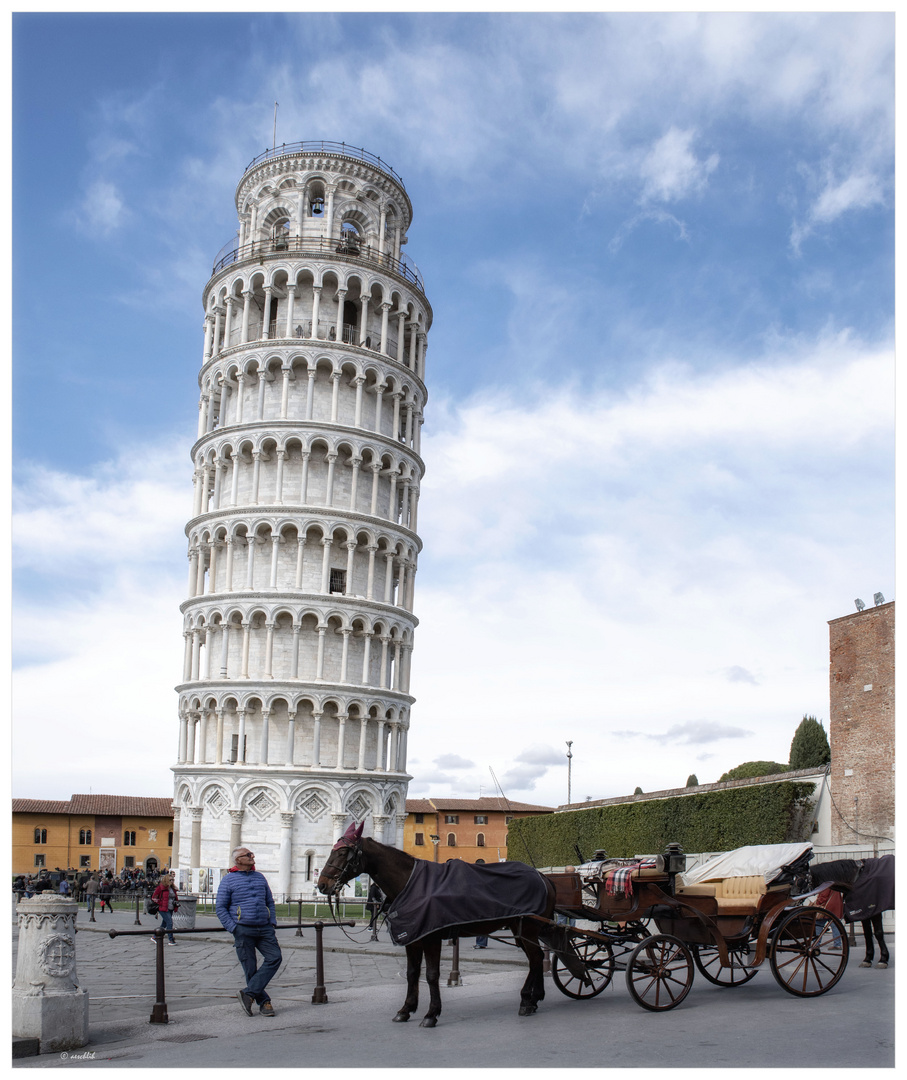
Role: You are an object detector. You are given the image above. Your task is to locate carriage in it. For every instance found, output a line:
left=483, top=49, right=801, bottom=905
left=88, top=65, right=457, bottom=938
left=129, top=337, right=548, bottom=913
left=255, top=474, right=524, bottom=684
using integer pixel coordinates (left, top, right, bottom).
left=541, top=841, right=850, bottom=1011
left=319, top=826, right=851, bottom=1027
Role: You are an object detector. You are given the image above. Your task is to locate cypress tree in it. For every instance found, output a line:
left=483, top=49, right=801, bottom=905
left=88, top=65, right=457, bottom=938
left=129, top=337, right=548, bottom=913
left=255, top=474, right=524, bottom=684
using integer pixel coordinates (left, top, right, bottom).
left=789, top=715, right=831, bottom=769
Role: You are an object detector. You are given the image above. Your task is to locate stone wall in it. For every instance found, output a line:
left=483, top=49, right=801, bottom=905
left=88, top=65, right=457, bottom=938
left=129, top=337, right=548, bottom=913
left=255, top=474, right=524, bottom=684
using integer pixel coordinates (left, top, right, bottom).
left=828, top=602, right=895, bottom=844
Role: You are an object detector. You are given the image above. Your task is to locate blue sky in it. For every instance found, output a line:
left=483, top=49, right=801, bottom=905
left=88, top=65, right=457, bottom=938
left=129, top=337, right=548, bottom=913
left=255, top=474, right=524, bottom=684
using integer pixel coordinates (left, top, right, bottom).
left=11, top=11, right=895, bottom=808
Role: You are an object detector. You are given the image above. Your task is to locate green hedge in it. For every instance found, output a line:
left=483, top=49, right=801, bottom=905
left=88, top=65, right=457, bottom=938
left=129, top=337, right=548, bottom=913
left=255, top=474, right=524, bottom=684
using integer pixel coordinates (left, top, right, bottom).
left=506, top=781, right=817, bottom=867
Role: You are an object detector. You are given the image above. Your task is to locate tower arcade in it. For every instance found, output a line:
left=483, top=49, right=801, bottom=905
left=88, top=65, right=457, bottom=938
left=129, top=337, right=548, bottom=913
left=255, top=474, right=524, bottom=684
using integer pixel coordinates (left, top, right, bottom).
left=171, top=142, right=431, bottom=898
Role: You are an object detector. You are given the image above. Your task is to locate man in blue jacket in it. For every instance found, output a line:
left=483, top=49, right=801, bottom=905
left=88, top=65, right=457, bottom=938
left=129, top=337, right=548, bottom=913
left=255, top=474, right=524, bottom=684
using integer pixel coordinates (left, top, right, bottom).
left=216, top=848, right=282, bottom=1017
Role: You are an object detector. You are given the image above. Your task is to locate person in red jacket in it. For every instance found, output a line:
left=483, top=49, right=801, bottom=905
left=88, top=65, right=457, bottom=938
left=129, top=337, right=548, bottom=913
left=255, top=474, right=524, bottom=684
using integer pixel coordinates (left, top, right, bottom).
left=152, top=873, right=179, bottom=944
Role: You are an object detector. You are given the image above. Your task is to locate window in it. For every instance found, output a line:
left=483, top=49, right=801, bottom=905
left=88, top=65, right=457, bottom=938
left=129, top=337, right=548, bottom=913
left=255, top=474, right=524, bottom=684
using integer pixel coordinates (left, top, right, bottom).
left=444, top=815, right=459, bottom=824
left=329, top=568, right=346, bottom=594
left=414, top=813, right=424, bottom=824
left=168, top=832, right=173, bottom=847
left=306, top=854, right=314, bottom=882
left=124, top=831, right=136, bottom=846
left=414, top=833, right=425, bottom=846
left=474, top=815, right=488, bottom=825
left=124, top=856, right=135, bottom=868
left=447, top=834, right=456, bottom=847
left=34, top=828, right=47, bottom=844
left=476, top=833, right=486, bottom=847
left=34, top=854, right=46, bottom=868
left=505, top=816, right=514, bottom=824
left=79, top=856, right=90, bottom=868
left=79, top=828, right=92, bottom=845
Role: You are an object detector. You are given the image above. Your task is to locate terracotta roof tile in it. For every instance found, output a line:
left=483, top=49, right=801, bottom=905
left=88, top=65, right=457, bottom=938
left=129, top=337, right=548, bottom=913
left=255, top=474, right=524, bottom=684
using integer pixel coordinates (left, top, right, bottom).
left=12, top=795, right=174, bottom=818
left=405, top=797, right=553, bottom=813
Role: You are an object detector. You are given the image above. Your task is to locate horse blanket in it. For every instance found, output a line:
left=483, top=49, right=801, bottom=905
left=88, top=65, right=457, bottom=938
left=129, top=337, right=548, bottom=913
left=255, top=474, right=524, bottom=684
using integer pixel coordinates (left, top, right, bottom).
left=384, top=859, right=550, bottom=945
left=844, top=855, right=894, bottom=922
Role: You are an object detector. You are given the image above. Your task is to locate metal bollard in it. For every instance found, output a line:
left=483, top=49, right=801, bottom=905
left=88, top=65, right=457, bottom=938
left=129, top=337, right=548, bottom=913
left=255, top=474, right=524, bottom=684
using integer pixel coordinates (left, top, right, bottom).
left=150, top=930, right=168, bottom=1024
left=447, top=937, right=462, bottom=986
left=312, top=921, right=328, bottom=1003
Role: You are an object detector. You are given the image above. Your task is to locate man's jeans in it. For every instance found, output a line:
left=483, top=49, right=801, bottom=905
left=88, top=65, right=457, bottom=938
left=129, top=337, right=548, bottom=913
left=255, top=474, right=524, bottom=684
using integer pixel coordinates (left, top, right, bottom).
left=233, top=925, right=282, bottom=1003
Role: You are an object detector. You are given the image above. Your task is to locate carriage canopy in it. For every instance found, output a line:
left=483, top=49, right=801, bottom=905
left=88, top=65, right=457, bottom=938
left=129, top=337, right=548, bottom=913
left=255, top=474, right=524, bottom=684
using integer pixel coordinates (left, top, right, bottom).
left=678, top=843, right=813, bottom=887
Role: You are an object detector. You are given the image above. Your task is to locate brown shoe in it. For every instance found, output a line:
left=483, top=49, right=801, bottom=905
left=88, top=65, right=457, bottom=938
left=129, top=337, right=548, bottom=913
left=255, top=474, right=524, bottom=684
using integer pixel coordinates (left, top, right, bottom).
left=259, top=1001, right=275, bottom=1017
left=237, top=990, right=254, bottom=1016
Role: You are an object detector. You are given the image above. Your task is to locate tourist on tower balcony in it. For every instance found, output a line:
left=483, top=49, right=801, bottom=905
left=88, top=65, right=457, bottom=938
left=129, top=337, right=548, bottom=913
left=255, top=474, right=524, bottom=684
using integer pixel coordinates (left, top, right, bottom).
left=216, top=848, right=282, bottom=1018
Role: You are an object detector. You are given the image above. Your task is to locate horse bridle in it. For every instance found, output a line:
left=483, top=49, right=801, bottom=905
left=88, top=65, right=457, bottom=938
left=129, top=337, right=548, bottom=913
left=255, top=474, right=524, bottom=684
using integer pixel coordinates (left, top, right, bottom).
left=322, top=838, right=364, bottom=897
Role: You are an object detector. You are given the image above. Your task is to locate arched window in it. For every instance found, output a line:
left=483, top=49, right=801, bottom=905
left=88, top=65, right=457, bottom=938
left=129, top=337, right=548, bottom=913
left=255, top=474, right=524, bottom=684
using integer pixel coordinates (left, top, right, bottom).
left=34, top=828, right=47, bottom=844
left=124, top=831, right=136, bottom=846
left=447, top=833, right=456, bottom=847
left=476, top=833, right=486, bottom=848
left=306, top=853, right=314, bottom=881
left=79, top=828, right=92, bottom=845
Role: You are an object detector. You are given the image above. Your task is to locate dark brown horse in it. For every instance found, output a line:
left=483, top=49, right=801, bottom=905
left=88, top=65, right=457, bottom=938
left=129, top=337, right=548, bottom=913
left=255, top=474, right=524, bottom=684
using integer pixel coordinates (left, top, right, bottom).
left=806, top=856, right=894, bottom=969
left=318, top=823, right=558, bottom=1027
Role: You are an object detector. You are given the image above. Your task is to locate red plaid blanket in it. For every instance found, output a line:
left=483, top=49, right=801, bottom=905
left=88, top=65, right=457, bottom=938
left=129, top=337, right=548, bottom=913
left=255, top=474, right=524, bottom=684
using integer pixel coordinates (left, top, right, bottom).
left=603, top=858, right=658, bottom=897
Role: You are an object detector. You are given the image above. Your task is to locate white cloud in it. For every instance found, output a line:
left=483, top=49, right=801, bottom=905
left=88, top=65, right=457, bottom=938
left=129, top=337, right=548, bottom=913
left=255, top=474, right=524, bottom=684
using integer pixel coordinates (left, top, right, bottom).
left=77, top=179, right=128, bottom=236
left=791, top=169, right=887, bottom=252
left=639, top=128, right=719, bottom=204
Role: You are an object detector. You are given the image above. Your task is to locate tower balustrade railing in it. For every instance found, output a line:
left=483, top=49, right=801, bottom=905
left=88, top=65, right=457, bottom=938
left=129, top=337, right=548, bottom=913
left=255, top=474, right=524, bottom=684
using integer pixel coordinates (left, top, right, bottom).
left=211, top=235, right=423, bottom=290
left=242, top=140, right=407, bottom=190
left=217, top=320, right=402, bottom=356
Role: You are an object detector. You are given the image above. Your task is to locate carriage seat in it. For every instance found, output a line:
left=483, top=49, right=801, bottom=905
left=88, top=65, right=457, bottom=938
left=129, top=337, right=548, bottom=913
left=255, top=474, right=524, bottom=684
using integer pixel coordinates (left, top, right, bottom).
left=676, top=875, right=767, bottom=913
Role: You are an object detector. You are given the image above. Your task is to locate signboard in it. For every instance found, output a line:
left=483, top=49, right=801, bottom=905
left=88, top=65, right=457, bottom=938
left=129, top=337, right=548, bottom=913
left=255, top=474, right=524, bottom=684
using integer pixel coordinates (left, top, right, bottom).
left=99, top=848, right=116, bottom=873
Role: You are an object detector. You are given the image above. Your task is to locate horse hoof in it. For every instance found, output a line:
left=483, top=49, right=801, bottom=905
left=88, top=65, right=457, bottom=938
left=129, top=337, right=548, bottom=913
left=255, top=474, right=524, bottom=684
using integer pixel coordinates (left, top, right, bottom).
left=859, top=961, right=872, bottom=968
left=876, top=962, right=888, bottom=969
left=419, top=1017, right=438, bottom=1028
left=518, top=1005, right=538, bottom=1016
left=392, top=1013, right=410, bottom=1023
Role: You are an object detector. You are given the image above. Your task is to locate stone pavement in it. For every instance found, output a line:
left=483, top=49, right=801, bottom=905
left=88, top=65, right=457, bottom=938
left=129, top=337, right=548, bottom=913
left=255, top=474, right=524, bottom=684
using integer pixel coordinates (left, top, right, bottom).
left=12, top=908, right=895, bottom=1069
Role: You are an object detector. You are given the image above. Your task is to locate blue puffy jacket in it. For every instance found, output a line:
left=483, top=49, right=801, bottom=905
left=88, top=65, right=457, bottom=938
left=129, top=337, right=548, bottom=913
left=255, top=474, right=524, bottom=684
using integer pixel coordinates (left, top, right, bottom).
left=216, top=869, right=276, bottom=932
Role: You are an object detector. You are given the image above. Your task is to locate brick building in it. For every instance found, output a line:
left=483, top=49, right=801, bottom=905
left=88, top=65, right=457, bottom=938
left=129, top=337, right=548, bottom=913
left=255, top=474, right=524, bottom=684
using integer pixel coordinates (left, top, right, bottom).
left=403, top=798, right=553, bottom=863
left=828, top=601, right=894, bottom=845
left=12, top=795, right=174, bottom=877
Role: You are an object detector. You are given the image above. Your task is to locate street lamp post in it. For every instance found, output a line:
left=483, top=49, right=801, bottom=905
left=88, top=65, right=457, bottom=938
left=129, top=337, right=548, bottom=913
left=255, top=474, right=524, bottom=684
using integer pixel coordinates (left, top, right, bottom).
left=566, top=741, right=573, bottom=806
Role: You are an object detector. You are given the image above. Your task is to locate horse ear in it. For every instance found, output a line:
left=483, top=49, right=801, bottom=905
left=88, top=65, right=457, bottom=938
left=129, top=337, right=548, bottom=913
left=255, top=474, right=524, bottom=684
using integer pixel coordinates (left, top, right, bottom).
left=354, top=822, right=364, bottom=841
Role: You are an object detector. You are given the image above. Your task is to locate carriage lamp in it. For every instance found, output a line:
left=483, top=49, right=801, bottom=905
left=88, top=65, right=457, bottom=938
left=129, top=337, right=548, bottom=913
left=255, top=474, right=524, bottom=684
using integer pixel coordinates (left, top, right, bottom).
left=658, top=842, right=686, bottom=875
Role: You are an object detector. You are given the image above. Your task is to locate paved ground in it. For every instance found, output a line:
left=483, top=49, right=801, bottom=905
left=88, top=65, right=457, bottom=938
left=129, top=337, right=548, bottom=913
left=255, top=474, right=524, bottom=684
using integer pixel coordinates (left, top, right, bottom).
left=12, top=908, right=895, bottom=1069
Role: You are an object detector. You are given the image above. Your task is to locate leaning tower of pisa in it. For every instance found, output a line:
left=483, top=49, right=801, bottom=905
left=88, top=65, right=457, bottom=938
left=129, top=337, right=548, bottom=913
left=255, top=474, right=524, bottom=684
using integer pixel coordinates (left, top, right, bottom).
left=171, top=142, right=430, bottom=899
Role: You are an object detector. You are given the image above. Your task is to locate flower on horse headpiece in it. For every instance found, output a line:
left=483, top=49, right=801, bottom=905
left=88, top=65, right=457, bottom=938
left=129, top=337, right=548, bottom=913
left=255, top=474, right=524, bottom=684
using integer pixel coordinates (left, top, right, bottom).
left=332, top=821, right=364, bottom=851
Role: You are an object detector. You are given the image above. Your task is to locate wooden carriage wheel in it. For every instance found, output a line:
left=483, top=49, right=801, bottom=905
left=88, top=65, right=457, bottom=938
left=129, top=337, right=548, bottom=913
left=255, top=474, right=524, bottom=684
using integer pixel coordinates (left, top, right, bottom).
left=768, top=907, right=849, bottom=997
left=625, top=934, right=695, bottom=1011
left=551, top=936, right=615, bottom=999
left=692, top=944, right=760, bottom=987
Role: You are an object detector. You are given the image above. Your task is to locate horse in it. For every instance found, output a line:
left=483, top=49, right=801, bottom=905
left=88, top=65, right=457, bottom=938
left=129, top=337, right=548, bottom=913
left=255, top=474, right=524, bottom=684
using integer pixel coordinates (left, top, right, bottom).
left=318, top=823, right=559, bottom=1027
left=806, top=856, right=894, bottom=969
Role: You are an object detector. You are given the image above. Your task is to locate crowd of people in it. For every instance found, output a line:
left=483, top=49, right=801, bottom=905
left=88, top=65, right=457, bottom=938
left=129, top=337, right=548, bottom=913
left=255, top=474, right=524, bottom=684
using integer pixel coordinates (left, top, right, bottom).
left=13, top=865, right=167, bottom=904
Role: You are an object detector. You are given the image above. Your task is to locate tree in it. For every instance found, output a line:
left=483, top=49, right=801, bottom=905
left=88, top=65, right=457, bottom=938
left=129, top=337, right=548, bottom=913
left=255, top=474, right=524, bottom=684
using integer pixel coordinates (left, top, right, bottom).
left=686, top=774, right=699, bottom=787
left=789, top=715, right=831, bottom=769
left=633, top=786, right=644, bottom=795
left=718, top=761, right=787, bottom=782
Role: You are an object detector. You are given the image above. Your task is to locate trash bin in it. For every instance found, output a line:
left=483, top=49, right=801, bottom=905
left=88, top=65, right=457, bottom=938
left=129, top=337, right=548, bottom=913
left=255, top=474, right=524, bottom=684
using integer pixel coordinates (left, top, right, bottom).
left=173, top=894, right=199, bottom=930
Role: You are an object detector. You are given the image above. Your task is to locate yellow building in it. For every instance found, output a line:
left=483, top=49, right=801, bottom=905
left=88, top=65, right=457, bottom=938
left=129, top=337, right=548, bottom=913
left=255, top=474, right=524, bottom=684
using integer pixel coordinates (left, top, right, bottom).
left=403, top=798, right=553, bottom=864
left=13, top=794, right=174, bottom=877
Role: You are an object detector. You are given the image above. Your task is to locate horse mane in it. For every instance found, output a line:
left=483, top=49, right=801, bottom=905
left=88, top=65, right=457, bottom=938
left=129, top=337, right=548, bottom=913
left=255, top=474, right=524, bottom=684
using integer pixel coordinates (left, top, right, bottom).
left=811, top=858, right=860, bottom=885
left=359, top=836, right=417, bottom=902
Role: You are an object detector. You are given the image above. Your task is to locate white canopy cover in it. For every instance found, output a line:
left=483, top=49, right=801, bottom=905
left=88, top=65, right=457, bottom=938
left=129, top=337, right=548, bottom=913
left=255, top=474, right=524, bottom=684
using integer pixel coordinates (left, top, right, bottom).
left=678, top=842, right=813, bottom=887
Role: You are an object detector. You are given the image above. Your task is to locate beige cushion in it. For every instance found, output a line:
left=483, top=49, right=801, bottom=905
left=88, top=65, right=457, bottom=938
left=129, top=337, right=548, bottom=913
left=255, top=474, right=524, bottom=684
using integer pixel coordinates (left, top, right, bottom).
left=714, top=875, right=766, bottom=913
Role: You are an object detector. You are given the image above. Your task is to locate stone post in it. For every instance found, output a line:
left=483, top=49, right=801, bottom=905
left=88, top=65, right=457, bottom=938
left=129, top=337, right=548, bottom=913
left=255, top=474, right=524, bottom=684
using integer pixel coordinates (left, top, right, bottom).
left=12, top=897, right=88, bottom=1052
